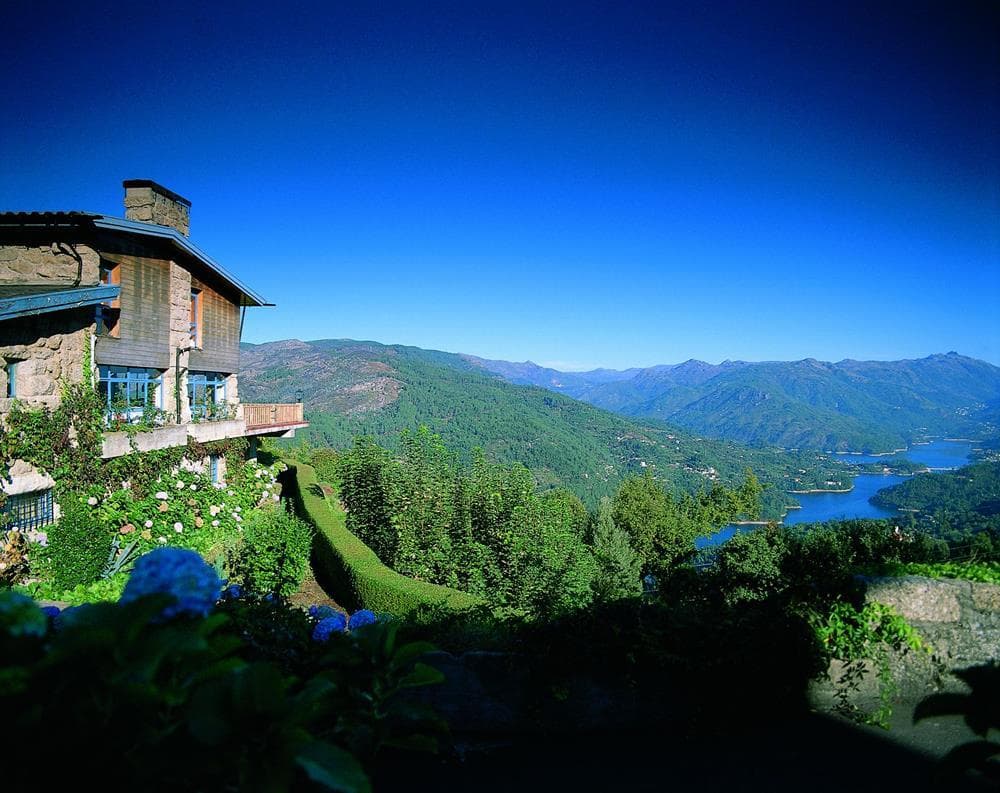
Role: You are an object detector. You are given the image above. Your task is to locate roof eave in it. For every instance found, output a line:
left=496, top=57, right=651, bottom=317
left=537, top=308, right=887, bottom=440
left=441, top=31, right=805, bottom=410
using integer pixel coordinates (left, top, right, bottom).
left=0, top=284, right=121, bottom=322
left=89, top=216, right=272, bottom=308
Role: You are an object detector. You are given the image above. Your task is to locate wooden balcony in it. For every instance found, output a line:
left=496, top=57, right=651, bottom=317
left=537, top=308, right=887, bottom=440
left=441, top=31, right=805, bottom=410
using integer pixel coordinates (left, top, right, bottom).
left=101, top=402, right=308, bottom=457
left=243, top=402, right=307, bottom=435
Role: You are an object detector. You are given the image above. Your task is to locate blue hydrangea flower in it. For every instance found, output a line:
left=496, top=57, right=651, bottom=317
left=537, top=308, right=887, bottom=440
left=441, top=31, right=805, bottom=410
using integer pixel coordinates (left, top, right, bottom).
left=222, top=584, right=243, bottom=600
left=312, top=613, right=348, bottom=641
left=348, top=609, right=377, bottom=631
left=0, top=591, right=47, bottom=638
left=309, top=604, right=338, bottom=620
left=40, top=605, right=62, bottom=619
left=120, top=547, right=222, bottom=621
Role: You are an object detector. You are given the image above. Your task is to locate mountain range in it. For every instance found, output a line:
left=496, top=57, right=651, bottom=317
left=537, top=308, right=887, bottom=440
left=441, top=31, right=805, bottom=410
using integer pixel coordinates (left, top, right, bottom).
left=465, top=352, right=1000, bottom=452
left=239, top=339, right=856, bottom=517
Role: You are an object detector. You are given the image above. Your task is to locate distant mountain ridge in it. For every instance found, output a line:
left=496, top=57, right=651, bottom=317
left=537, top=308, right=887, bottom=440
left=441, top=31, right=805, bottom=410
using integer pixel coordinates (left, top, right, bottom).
left=467, top=352, right=1000, bottom=452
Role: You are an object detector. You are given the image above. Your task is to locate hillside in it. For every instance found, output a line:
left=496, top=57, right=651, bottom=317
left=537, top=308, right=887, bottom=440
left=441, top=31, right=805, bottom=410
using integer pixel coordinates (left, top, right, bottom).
left=871, top=461, right=1000, bottom=537
left=469, top=352, right=1000, bottom=452
left=239, top=339, right=853, bottom=517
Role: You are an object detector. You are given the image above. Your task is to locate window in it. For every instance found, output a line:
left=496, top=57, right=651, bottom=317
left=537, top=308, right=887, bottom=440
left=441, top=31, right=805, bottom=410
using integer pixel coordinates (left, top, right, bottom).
left=98, top=366, right=163, bottom=425
left=190, top=289, right=202, bottom=347
left=1, top=489, right=54, bottom=531
left=188, top=371, right=228, bottom=420
left=209, top=454, right=221, bottom=484
left=96, top=260, right=121, bottom=338
left=4, top=359, right=18, bottom=398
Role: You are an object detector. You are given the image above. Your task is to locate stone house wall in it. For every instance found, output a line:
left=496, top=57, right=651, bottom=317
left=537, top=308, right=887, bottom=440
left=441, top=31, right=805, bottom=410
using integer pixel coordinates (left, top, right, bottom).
left=0, top=241, right=100, bottom=286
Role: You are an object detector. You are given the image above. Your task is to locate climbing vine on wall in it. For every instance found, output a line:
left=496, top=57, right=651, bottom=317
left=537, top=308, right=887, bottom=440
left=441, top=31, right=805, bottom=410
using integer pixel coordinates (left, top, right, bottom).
left=1, top=332, right=105, bottom=503
left=1, top=333, right=250, bottom=509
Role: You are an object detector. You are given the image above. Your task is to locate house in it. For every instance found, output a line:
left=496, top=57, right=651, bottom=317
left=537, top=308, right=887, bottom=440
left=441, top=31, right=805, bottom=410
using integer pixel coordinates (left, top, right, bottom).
left=0, top=179, right=306, bottom=529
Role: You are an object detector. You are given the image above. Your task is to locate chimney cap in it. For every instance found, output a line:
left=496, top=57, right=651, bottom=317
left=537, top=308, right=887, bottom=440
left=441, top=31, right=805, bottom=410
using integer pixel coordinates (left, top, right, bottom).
left=122, top=179, right=191, bottom=208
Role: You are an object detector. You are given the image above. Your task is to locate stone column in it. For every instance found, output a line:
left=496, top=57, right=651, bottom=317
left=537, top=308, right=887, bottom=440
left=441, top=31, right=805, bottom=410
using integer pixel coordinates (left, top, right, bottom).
left=164, top=261, right=194, bottom=423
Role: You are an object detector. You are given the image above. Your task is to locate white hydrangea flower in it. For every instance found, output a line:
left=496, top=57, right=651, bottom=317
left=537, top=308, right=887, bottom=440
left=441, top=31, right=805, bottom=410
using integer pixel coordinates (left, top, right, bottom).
left=155, top=491, right=169, bottom=500
left=173, top=522, right=183, bottom=531
left=87, top=496, right=98, bottom=506
left=190, top=484, right=197, bottom=491
left=211, top=519, right=220, bottom=527
left=234, top=514, right=242, bottom=522
left=144, top=520, right=154, bottom=528
left=272, top=494, right=280, bottom=502
left=157, top=536, right=167, bottom=544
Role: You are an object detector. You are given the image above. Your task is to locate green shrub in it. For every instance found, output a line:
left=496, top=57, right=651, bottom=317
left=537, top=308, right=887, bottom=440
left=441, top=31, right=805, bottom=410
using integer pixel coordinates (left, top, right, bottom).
left=46, top=497, right=113, bottom=590
left=713, top=525, right=788, bottom=605
left=287, top=462, right=482, bottom=617
left=887, top=559, right=1000, bottom=584
left=810, top=600, right=930, bottom=728
left=19, top=571, right=128, bottom=605
left=231, top=507, right=313, bottom=597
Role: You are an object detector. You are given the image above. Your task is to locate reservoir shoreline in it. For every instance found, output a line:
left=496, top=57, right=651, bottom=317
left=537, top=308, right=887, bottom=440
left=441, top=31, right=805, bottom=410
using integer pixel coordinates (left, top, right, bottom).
left=698, top=439, right=973, bottom=549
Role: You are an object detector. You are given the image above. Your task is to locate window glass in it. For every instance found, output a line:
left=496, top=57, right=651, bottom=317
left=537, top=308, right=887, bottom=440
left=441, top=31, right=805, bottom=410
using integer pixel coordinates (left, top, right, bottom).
left=188, top=371, right=228, bottom=420
left=97, top=260, right=121, bottom=337
left=98, top=366, right=164, bottom=425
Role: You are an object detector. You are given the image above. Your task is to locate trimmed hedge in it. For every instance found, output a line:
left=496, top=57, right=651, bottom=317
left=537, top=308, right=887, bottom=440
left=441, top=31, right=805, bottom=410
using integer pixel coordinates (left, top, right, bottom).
left=285, top=461, right=483, bottom=617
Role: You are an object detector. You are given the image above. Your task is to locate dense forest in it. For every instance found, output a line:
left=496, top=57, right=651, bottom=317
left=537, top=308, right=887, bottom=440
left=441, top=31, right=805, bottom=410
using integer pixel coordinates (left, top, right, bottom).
left=871, top=461, right=1000, bottom=546
left=326, top=429, right=762, bottom=615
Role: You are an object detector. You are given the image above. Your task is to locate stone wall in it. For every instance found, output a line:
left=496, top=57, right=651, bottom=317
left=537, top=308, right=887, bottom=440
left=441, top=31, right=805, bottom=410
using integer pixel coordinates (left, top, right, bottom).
left=1, top=309, right=93, bottom=497
left=866, top=575, right=999, bottom=683
left=1, top=308, right=92, bottom=409
left=809, top=575, right=1000, bottom=711
left=0, top=242, right=99, bottom=285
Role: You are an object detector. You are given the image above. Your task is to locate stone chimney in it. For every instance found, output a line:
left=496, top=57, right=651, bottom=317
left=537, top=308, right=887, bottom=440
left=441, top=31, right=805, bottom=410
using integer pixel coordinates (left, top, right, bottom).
left=122, top=179, right=191, bottom=236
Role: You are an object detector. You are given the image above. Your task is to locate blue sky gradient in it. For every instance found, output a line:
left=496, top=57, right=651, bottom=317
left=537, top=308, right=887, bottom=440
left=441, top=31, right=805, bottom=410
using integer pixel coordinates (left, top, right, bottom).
left=2, top=1, right=997, bottom=368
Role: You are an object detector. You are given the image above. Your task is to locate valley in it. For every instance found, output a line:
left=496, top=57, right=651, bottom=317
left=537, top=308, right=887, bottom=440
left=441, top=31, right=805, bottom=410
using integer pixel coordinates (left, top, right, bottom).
left=240, top=340, right=1000, bottom=523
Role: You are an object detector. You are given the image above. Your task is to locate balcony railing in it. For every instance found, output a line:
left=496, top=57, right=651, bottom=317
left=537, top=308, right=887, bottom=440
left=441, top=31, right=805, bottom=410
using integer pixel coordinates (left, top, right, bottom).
left=244, top=402, right=305, bottom=430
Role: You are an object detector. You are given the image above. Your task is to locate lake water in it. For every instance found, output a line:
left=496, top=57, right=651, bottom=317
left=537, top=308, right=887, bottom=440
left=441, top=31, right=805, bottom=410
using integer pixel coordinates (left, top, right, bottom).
left=697, top=440, right=973, bottom=548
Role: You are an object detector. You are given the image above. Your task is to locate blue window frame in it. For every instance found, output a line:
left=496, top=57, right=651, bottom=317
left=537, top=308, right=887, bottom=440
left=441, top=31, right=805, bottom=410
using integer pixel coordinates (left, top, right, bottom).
left=5, top=360, right=17, bottom=398
left=209, top=454, right=221, bottom=484
left=188, top=371, right=228, bottom=420
left=1, top=489, right=54, bottom=531
left=98, top=366, right=163, bottom=425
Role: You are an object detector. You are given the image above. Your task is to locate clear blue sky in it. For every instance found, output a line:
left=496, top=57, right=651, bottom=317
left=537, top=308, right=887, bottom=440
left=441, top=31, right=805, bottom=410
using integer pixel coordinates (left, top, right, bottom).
left=2, top=1, right=997, bottom=369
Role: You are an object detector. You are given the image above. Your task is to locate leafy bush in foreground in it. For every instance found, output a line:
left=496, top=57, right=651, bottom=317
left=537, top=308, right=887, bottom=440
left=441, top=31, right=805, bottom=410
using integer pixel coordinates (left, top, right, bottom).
left=0, top=549, right=445, bottom=792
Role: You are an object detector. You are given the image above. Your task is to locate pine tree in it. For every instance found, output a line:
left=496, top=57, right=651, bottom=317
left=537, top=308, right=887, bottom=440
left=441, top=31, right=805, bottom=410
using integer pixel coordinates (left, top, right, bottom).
left=591, top=497, right=642, bottom=602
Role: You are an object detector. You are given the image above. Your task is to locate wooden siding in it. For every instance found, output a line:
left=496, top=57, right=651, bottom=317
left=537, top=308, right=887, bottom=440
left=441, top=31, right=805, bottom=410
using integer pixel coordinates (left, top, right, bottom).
left=94, top=252, right=170, bottom=369
left=189, top=275, right=240, bottom=373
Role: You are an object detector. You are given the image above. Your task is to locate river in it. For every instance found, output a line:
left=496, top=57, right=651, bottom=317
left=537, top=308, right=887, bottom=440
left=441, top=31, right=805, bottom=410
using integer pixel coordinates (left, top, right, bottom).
left=698, top=439, right=974, bottom=548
